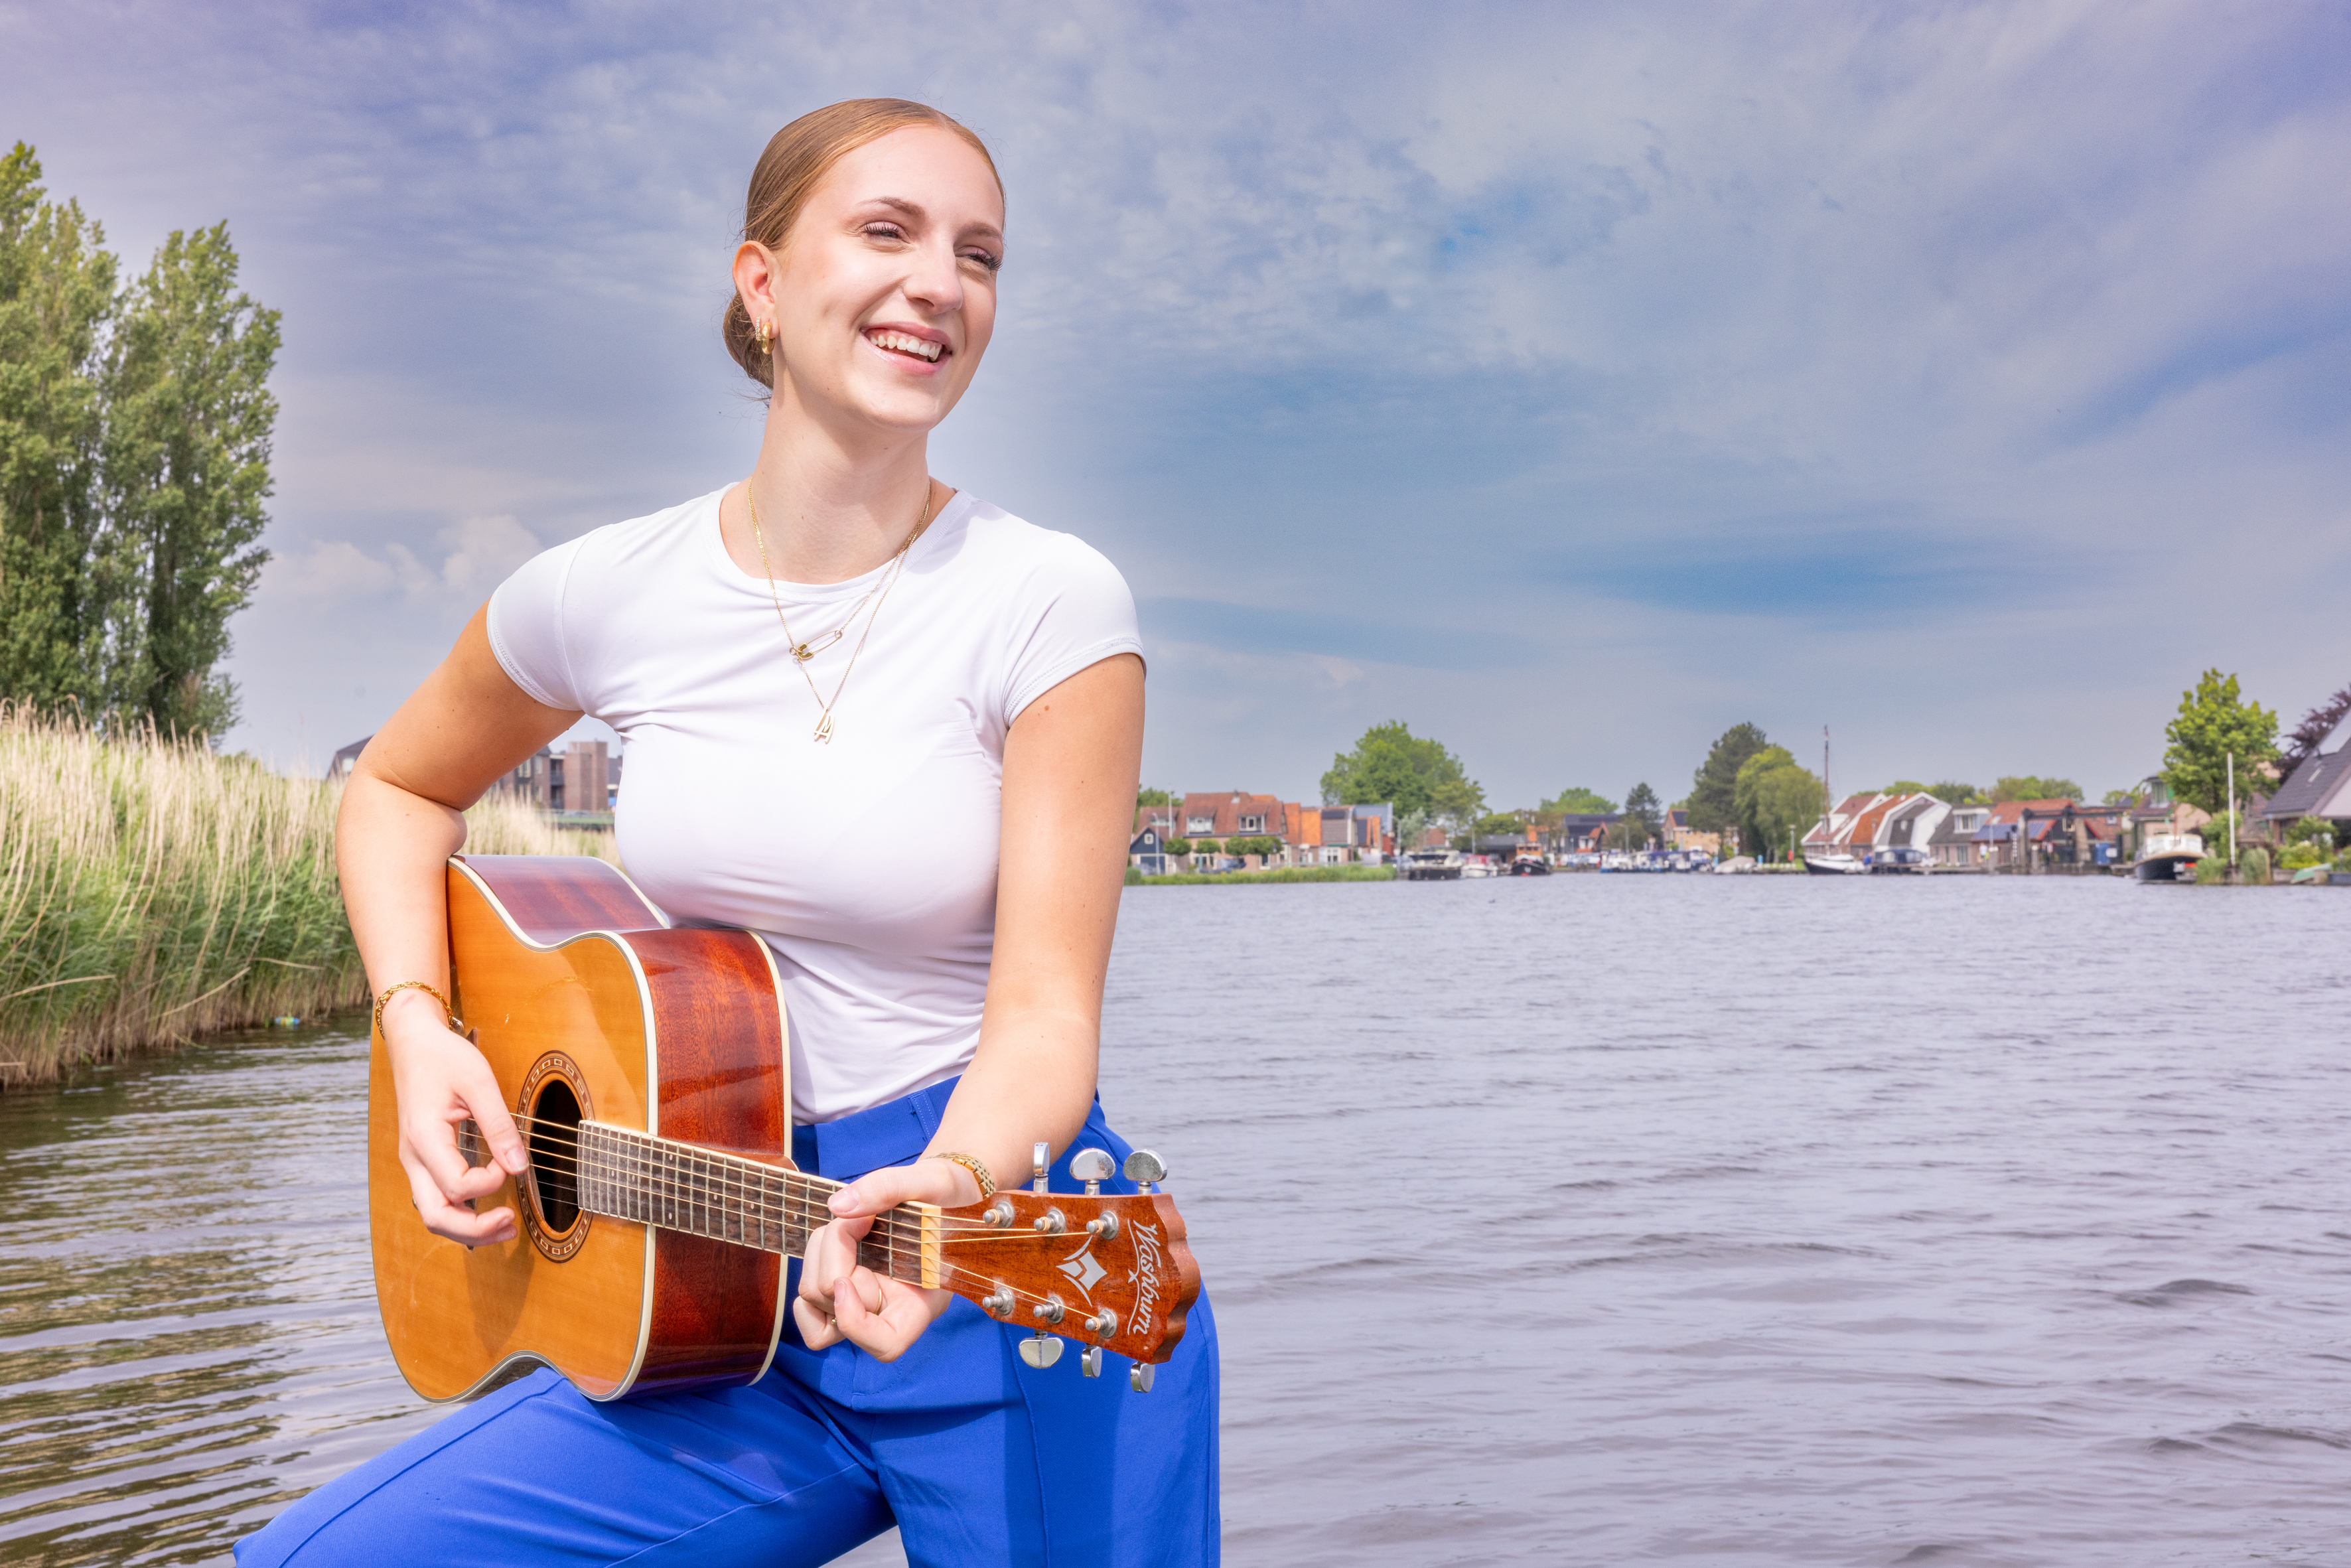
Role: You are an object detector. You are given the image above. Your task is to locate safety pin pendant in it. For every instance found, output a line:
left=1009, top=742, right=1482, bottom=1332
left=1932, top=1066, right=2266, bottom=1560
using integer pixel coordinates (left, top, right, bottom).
left=813, top=711, right=834, bottom=743
left=790, top=630, right=845, bottom=662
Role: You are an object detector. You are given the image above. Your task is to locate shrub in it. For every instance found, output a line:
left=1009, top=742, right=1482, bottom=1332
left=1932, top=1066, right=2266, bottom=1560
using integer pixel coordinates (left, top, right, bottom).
left=2194, top=856, right=2226, bottom=885
left=2242, top=846, right=2271, bottom=884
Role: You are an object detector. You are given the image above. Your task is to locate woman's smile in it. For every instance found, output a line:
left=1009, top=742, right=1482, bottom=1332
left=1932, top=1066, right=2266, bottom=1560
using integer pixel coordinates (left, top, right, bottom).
left=865, top=324, right=948, bottom=366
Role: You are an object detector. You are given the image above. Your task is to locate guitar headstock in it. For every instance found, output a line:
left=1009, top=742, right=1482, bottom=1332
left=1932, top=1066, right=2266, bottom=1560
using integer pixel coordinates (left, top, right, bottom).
left=927, top=1184, right=1200, bottom=1367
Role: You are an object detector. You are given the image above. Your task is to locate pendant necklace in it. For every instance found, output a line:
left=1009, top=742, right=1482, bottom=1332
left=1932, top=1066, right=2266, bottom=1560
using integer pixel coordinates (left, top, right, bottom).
left=745, top=479, right=936, bottom=743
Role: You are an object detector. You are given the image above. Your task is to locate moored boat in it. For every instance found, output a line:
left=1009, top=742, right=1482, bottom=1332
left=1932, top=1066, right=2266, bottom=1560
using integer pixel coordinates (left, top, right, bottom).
left=1804, top=853, right=1867, bottom=875
left=2134, top=831, right=2203, bottom=883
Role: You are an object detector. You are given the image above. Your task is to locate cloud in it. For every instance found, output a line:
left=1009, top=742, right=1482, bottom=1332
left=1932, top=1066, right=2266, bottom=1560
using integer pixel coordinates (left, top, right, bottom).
left=259, top=514, right=541, bottom=615
left=1140, top=598, right=1542, bottom=671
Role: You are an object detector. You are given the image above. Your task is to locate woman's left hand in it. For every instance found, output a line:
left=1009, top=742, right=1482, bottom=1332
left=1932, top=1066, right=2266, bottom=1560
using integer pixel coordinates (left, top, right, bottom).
left=795, top=1158, right=975, bottom=1360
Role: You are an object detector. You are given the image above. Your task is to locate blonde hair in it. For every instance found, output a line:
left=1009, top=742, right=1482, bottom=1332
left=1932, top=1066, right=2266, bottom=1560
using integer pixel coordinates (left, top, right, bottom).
left=723, top=99, right=1002, bottom=388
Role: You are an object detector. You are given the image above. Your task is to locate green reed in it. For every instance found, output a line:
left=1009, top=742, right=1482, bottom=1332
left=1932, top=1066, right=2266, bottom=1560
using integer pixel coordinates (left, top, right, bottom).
left=0, top=709, right=615, bottom=1084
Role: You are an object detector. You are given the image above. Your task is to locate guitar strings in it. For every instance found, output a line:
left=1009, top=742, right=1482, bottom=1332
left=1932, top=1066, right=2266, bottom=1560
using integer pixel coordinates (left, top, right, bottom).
left=490, top=1109, right=1109, bottom=1238
left=439, top=1147, right=1101, bottom=1324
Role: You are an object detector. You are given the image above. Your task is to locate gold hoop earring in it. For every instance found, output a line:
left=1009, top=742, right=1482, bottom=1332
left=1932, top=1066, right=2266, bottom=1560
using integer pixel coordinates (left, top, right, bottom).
left=752, top=318, right=774, bottom=356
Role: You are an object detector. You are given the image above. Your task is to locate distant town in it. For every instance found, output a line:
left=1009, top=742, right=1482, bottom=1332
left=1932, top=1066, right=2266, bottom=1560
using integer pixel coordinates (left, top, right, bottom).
left=321, top=669, right=2351, bottom=886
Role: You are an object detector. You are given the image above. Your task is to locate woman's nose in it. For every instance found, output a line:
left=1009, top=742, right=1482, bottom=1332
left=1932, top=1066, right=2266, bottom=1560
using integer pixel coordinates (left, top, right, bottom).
left=901, top=242, right=964, bottom=314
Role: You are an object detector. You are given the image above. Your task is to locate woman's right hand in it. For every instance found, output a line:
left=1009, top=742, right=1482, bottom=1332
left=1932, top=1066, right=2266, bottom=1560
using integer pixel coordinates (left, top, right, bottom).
left=382, top=989, right=530, bottom=1246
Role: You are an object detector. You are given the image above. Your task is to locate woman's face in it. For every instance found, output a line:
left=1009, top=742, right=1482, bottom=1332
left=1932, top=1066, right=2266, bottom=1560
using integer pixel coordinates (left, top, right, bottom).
left=741, top=126, right=1004, bottom=438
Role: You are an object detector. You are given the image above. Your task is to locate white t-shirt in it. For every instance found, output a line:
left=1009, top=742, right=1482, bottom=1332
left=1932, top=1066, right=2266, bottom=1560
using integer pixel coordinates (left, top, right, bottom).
left=484, top=486, right=1143, bottom=1125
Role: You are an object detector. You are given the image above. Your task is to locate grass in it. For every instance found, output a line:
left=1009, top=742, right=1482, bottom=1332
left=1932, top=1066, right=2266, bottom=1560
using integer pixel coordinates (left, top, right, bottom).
left=0, top=710, right=614, bottom=1086
left=1124, top=864, right=1397, bottom=886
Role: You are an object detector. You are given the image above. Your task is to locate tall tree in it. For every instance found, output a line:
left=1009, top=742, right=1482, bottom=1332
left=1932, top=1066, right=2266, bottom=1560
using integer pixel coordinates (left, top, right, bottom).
left=0, top=144, right=114, bottom=713
left=2162, top=670, right=2279, bottom=814
left=1687, top=723, right=1768, bottom=836
left=1622, top=781, right=1661, bottom=845
left=1322, top=721, right=1482, bottom=823
left=101, top=224, right=278, bottom=735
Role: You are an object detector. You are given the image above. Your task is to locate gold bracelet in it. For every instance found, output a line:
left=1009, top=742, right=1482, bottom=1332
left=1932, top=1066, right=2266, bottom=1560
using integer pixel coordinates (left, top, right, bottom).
left=374, top=980, right=459, bottom=1039
left=930, top=1151, right=996, bottom=1199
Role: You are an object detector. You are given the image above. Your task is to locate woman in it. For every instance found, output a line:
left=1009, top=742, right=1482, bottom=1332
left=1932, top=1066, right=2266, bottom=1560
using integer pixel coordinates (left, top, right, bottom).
left=239, top=100, right=1218, bottom=1567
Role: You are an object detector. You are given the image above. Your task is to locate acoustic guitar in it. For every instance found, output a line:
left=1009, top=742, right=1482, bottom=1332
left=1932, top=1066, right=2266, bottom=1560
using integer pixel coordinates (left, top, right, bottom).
left=369, top=854, right=1200, bottom=1403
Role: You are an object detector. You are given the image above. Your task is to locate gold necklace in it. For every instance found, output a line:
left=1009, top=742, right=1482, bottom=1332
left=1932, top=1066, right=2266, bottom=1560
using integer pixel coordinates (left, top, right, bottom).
left=745, top=479, right=936, bottom=743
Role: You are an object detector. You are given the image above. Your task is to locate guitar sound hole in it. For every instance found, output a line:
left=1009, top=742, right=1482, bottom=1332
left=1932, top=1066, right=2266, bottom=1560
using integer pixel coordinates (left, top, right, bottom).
left=528, top=1078, right=583, bottom=1235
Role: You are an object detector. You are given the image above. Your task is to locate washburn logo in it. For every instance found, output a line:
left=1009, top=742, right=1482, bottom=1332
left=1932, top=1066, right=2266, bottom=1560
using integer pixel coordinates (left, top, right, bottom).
left=1127, top=1220, right=1165, bottom=1330
left=1056, top=1238, right=1108, bottom=1299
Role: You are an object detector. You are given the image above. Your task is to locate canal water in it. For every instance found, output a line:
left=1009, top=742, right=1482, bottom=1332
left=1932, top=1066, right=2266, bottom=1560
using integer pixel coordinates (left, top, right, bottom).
left=5, top=875, right=2350, bottom=1565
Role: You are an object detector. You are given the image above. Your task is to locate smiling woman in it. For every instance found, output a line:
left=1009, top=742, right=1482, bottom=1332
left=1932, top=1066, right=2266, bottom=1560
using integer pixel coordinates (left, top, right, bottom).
left=236, top=101, right=1216, bottom=1568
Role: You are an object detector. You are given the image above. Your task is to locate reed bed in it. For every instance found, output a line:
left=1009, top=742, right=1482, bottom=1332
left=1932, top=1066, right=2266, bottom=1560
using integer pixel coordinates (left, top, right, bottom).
left=0, top=710, right=615, bottom=1085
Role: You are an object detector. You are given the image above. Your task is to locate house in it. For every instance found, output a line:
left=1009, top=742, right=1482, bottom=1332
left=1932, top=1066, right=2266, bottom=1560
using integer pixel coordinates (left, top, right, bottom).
left=1128, top=827, right=1170, bottom=877
left=330, top=736, right=372, bottom=781
left=2259, top=713, right=2351, bottom=831
left=1281, top=800, right=1395, bottom=865
left=1971, top=798, right=2127, bottom=869
left=1804, top=792, right=1953, bottom=865
left=1543, top=813, right=1616, bottom=856
left=1926, top=804, right=1992, bottom=866
left=494, top=739, right=619, bottom=814
left=1662, top=808, right=1721, bottom=855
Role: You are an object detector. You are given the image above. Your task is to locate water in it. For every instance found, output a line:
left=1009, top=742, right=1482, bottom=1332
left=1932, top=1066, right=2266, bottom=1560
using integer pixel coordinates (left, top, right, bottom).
left=6, top=875, right=2351, bottom=1566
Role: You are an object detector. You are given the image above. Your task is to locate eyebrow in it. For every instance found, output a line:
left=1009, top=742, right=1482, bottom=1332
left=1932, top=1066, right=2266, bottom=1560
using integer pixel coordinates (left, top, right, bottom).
left=863, top=195, right=1003, bottom=243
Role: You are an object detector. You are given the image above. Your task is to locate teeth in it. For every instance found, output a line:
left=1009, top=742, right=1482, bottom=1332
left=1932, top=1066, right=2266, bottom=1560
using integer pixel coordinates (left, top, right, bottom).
left=871, top=330, right=942, bottom=362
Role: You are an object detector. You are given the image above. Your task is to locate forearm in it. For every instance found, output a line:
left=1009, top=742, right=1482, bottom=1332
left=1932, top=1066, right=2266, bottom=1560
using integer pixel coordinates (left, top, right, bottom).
left=336, top=771, right=467, bottom=1018
left=926, top=1004, right=1101, bottom=1193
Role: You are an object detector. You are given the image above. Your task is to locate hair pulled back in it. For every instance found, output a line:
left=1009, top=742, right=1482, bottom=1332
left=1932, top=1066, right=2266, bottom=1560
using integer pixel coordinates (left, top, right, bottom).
left=723, top=99, right=1002, bottom=389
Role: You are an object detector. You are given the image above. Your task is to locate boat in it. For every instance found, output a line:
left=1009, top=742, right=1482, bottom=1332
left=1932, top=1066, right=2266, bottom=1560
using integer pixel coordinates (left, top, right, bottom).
left=1401, top=849, right=1464, bottom=881
left=1508, top=852, right=1551, bottom=876
left=1460, top=855, right=1500, bottom=879
left=1865, top=847, right=1928, bottom=875
left=1803, top=853, right=1867, bottom=875
left=2134, top=831, right=2203, bottom=883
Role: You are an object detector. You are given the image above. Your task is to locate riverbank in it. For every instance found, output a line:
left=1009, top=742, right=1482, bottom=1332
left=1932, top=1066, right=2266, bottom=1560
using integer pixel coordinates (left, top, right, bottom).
left=1125, top=865, right=1397, bottom=886
left=0, top=713, right=612, bottom=1086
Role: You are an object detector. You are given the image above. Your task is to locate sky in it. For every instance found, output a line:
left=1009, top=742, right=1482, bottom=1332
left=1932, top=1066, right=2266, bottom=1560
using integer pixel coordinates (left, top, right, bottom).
left=5, top=0, right=2348, bottom=810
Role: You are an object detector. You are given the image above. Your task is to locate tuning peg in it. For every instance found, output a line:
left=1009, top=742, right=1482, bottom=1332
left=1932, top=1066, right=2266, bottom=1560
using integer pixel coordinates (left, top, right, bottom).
left=1070, top=1147, right=1114, bottom=1196
left=1130, top=1360, right=1155, bottom=1393
left=1080, top=1344, right=1103, bottom=1378
left=1031, top=1141, right=1050, bottom=1194
left=1122, top=1149, right=1167, bottom=1192
left=1019, top=1332, right=1062, bottom=1370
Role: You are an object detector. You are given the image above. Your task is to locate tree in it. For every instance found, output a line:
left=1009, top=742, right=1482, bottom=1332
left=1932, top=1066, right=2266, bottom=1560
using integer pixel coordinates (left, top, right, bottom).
left=2102, top=788, right=2138, bottom=806
left=1926, top=781, right=1985, bottom=804
left=1136, top=788, right=1172, bottom=806
left=1734, top=747, right=1823, bottom=862
left=1687, top=723, right=1768, bottom=835
left=0, top=143, right=114, bottom=714
left=2161, top=670, right=2279, bottom=815
left=2280, top=681, right=2351, bottom=773
left=100, top=224, right=279, bottom=735
left=1991, top=776, right=2084, bottom=804
left=1322, top=722, right=1481, bottom=824
left=0, top=146, right=277, bottom=737
left=1622, top=782, right=1661, bottom=846
left=1163, top=837, right=1192, bottom=857
left=1606, top=815, right=1648, bottom=851
left=1541, top=785, right=1616, bottom=814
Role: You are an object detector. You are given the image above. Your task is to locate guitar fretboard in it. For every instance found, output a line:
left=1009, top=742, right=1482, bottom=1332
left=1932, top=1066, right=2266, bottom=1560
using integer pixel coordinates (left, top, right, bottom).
left=572, top=1121, right=940, bottom=1287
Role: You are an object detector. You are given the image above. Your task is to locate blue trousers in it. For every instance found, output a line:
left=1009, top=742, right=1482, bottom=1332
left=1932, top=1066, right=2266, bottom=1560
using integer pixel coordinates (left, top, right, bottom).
left=238, top=1080, right=1220, bottom=1566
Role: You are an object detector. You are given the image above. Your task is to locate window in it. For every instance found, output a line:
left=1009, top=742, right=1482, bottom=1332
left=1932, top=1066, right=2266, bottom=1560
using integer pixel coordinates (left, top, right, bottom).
left=1239, top=814, right=1263, bottom=833
left=1187, top=816, right=1214, bottom=833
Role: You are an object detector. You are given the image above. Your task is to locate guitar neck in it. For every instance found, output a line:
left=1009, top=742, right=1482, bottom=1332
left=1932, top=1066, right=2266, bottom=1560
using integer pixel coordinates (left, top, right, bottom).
left=571, top=1121, right=941, bottom=1288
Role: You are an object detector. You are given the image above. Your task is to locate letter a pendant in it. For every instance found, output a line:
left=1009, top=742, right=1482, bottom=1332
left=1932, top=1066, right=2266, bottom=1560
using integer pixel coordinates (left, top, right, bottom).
left=813, top=711, right=834, bottom=743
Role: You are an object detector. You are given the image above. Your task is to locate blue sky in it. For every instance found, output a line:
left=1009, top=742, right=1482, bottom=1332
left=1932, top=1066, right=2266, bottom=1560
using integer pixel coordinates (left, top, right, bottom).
left=6, top=1, right=2347, bottom=808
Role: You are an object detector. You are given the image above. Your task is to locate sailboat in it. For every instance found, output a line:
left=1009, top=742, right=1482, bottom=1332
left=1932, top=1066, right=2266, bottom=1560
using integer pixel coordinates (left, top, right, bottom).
left=1802, top=725, right=1867, bottom=874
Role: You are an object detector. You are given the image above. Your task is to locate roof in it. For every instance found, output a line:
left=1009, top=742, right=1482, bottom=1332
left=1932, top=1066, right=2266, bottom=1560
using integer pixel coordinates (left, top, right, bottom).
left=2261, top=741, right=2351, bottom=822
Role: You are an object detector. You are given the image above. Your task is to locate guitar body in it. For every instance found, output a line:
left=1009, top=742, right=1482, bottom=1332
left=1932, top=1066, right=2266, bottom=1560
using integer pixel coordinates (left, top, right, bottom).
left=369, top=854, right=791, bottom=1402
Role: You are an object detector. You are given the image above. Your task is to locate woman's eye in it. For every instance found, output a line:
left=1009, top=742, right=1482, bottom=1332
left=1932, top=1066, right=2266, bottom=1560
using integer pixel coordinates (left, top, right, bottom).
left=863, top=224, right=906, bottom=242
left=962, top=250, right=1002, bottom=273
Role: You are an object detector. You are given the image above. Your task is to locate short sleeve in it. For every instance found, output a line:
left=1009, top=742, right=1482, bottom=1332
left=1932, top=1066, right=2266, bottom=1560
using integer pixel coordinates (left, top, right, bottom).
left=1001, top=534, right=1145, bottom=725
left=484, top=537, right=590, bottom=711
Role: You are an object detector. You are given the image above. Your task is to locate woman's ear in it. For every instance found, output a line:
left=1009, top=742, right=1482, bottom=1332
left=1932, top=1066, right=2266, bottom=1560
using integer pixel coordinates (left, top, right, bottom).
left=732, top=240, right=780, bottom=331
